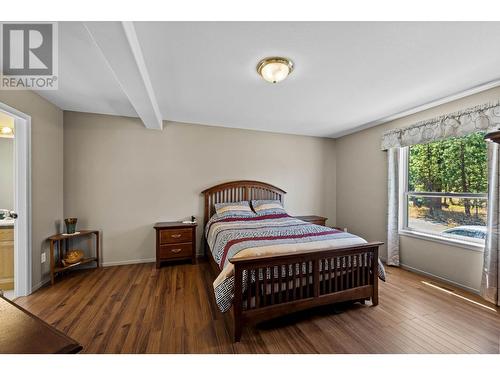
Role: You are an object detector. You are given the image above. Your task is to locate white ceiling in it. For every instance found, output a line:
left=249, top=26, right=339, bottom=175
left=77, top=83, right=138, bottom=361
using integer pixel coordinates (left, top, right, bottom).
left=37, top=21, right=500, bottom=138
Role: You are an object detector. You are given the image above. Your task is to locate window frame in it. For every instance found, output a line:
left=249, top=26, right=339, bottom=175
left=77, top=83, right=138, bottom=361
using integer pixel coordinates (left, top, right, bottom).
left=398, top=146, right=486, bottom=252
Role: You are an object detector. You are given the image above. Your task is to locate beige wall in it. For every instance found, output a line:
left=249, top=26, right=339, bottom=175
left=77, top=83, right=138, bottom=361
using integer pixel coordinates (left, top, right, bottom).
left=0, top=137, right=14, bottom=210
left=336, top=86, right=500, bottom=292
left=0, top=91, right=64, bottom=289
left=3, top=85, right=492, bottom=293
left=63, top=111, right=336, bottom=265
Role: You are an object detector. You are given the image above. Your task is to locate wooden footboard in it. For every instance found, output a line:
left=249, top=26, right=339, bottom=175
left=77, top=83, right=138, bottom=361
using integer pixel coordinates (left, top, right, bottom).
left=230, top=242, right=382, bottom=341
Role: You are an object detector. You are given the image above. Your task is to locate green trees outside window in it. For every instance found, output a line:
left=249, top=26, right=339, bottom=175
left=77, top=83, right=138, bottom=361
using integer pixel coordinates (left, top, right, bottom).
left=407, top=133, right=488, bottom=238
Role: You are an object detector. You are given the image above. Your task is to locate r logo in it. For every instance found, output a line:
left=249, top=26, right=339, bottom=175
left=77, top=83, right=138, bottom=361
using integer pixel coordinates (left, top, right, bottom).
left=2, top=23, right=53, bottom=76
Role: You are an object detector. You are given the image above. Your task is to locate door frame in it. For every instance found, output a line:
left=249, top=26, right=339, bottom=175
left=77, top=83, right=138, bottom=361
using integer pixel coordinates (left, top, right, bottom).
left=0, top=101, right=31, bottom=297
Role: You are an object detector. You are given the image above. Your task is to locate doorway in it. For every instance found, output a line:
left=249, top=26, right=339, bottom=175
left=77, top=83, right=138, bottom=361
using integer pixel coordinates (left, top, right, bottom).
left=0, top=101, right=31, bottom=299
left=0, top=111, right=15, bottom=297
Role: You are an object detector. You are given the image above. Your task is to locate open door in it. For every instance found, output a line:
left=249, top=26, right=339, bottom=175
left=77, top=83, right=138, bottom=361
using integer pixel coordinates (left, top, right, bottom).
left=0, top=102, right=31, bottom=299
left=0, top=111, right=16, bottom=298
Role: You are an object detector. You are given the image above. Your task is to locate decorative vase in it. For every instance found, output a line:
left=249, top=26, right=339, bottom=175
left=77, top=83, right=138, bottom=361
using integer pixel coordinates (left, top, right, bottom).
left=64, top=218, right=78, bottom=234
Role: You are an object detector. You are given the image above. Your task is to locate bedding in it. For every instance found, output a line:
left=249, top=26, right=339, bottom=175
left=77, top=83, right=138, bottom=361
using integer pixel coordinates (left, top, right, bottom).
left=214, top=201, right=255, bottom=217
left=251, top=199, right=287, bottom=216
left=206, top=213, right=386, bottom=312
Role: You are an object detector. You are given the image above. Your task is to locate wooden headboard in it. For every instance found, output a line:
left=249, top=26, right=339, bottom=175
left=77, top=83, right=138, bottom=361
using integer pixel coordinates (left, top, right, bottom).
left=201, top=180, right=286, bottom=228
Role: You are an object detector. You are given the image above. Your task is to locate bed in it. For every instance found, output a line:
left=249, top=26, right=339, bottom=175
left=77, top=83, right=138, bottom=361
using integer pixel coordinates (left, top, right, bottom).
left=202, top=180, right=383, bottom=342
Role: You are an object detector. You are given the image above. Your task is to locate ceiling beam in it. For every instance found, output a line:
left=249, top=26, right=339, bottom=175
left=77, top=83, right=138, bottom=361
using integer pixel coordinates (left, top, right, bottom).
left=84, top=21, right=163, bottom=130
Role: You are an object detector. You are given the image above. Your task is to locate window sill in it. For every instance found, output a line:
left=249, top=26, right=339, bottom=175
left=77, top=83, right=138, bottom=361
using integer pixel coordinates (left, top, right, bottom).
left=398, top=229, right=485, bottom=252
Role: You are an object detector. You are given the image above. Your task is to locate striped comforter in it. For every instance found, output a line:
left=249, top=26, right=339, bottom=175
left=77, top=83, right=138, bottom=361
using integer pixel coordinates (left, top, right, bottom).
left=206, top=213, right=384, bottom=313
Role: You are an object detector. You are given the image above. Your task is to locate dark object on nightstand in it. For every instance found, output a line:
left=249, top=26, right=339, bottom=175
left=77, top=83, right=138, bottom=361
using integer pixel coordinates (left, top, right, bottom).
left=154, top=222, right=197, bottom=268
left=294, top=215, right=327, bottom=226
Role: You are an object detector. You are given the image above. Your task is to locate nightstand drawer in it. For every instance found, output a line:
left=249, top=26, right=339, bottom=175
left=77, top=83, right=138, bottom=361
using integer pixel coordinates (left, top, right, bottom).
left=154, top=222, right=197, bottom=268
left=159, top=228, right=193, bottom=244
left=159, top=243, right=193, bottom=259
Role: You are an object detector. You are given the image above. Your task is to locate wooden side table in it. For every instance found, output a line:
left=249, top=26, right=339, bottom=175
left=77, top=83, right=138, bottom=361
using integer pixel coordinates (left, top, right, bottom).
left=48, top=230, right=100, bottom=285
left=294, top=215, right=328, bottom=226
left=154, top=222, right=197, bottom=268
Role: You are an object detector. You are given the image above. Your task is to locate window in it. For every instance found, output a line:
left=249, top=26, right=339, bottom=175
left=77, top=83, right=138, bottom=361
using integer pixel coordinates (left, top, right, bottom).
left=400, top=132, right=488, bottom=246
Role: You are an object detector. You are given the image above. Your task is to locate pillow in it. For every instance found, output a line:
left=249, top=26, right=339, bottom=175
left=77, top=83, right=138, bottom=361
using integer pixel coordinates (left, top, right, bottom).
left=214, top=201, right=255, bottom=217
left=377, top=258, right=386, bottom=282
left=251, top=199, right=287, bottom=216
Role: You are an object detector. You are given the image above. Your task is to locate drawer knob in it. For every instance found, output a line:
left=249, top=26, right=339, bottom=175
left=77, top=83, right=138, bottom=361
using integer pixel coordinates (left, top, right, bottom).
left=171, top=234, right=182, bottom=238
left=171, top=248, right=182, bottom=253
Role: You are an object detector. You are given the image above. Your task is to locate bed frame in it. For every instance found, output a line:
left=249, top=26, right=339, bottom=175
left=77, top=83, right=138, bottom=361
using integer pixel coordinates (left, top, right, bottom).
left=202, top=180, right=382, bottom=342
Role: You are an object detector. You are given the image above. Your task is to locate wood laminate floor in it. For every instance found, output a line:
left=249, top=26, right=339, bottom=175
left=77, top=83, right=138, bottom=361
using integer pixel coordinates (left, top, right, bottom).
left=15, top=261, right=500, bottom=353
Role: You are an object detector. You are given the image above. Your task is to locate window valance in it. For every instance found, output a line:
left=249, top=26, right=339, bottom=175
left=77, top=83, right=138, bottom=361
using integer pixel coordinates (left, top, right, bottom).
left=381, top=102, right=500, bottom=150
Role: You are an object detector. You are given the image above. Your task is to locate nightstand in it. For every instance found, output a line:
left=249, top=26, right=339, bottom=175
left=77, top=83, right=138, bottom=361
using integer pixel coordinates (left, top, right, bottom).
left=294, top=215, right=328, bottom=226
left=154, top=222, right=197, bottom=268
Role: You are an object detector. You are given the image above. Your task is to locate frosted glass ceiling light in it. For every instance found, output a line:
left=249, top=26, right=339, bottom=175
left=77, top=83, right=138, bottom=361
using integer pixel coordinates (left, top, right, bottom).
left=257, top=57, right=294, bottom=83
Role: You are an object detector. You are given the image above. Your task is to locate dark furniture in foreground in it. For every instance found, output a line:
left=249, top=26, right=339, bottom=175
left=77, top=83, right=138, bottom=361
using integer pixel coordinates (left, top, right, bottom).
left=48, top=230, right=100, bottom=285
left=294, top=215, right=327, bottom=226
left=154, top=222, right=197, bottom=268
left=202, top=180, right=382, bottom=342
left=0, top=295, right=82, bottom=353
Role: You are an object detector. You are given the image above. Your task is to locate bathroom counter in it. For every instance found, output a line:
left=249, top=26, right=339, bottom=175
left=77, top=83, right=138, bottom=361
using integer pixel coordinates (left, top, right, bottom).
left=0, top=219, right=15, bottom=228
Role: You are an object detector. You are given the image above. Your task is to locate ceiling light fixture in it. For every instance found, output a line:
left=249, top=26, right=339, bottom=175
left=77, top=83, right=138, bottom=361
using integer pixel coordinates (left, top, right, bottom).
left=257, top=57, right=294, bottom=83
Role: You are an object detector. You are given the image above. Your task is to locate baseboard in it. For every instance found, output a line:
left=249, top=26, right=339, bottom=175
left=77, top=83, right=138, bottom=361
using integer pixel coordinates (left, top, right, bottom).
left=101, top=258, right=156, bottom=267
left=31, top=278, right=50, bottom=294
left=399, top=263, right=480, bottom=294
